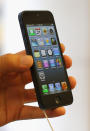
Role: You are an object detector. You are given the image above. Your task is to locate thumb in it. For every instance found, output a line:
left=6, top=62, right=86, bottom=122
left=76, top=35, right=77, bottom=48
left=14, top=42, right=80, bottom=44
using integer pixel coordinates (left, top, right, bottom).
left=0, top=53, right=33, bottom=74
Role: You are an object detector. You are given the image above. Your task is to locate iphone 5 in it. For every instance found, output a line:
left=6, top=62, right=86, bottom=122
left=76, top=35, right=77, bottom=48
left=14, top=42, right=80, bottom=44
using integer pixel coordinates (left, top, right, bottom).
left=18, top=11, right=73, bottom=109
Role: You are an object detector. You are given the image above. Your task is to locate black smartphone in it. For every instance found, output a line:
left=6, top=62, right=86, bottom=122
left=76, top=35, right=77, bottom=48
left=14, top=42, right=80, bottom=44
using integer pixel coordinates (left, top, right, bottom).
left=18, top=11, right=73, bottom=109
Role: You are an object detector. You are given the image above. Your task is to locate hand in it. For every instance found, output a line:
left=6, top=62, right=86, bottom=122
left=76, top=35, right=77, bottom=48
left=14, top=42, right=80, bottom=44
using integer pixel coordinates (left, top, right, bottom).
left=0, top=44, right=76, bottom=126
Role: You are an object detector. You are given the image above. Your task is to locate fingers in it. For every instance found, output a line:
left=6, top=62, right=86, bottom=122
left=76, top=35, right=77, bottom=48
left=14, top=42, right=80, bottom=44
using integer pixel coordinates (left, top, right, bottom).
left=18, top=44, right=74, bottom=90
left=16, top=45, right=72, bottom=70
left=63, top=55, right=72, bottom=68
left=0, top=54, right=33, bottom=75
left=19, top=106, right=65, bottom=120
left=60, top=43, right=72, bottom=69
left=20, top=54, right=72, bottom=85
left=20, top=70, right=32, bottom=85
left=69, top=76, right=76, bottom=89
left=60, top=43, right=65, bottom=53
left=24, top=89, right=37, bottom=103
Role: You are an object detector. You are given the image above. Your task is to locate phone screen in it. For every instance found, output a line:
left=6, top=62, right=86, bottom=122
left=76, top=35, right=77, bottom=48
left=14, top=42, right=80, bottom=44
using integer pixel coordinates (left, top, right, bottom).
left=26, top=24, right=70, bottom=96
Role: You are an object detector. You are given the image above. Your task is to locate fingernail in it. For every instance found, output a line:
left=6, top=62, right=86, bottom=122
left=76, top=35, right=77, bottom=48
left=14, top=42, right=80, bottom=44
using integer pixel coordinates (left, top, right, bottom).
left=56, top=107, right=66, bottom=115
left=20, top=55, right=33, bottom=68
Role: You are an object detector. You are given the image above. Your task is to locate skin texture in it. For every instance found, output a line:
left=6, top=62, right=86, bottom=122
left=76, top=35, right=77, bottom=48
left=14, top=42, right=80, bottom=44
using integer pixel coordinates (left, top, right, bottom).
left=0, top=43, right=76, bottom=126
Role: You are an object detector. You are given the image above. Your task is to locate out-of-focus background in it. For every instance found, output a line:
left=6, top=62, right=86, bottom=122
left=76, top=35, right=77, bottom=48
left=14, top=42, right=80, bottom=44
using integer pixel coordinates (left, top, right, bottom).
left=0, top=0, right=90, bottom=131
left=0, top=0, right=3, bottom=55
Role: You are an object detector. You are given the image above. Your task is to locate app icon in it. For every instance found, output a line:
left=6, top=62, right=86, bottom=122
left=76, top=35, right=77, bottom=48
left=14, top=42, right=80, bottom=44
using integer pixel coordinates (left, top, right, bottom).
left=51, top=38, right=57, bottom=45
left=36, top=60, right=43, bottom=68
left=56, top=58, right=62, bottom=67
left=34, top=50, right=40, bottom=58
left=29, top=28, right=36, bottom=36
left=31, top=39, right=38, bottom=46
left=49, top=59, right=55, bottom=67
left=47, top=49, right=53, bottom=56
left=41, top=50, right=46, bottom=57
left=49, top=28, right=54, bottom=35
left=37, top=38, right=44, bottom=46
left=43, top=60, right=49, bottom=68
left=42, top=84, right=48, bottom=93
left=35, top=28, right=41, bottom=35
left=44, top=38, right=51, bottom=46
left=55, top=83, right=62, bottom=91
left=39, top=71, right=45, bottom=81
left=48, top=83, right=55, bottom=92
left=61, top=82, right=68, bottom=90
left=53, top=48, right=60, bottom=56
left=42, top=28, right=47, bottom=35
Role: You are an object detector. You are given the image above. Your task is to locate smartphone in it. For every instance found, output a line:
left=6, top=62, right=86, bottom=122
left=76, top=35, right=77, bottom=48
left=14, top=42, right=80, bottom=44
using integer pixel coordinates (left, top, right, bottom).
left=18, top=11, right=73, bottom=109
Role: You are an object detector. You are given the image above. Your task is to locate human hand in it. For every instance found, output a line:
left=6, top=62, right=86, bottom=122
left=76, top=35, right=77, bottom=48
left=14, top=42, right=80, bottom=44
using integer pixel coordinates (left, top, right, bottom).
left=0, top=44, right=76, bottom=126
